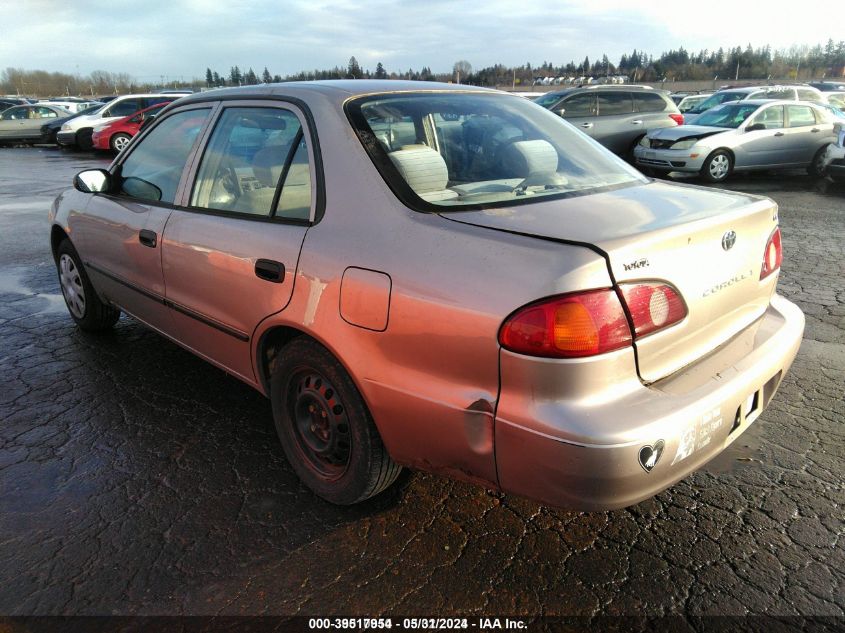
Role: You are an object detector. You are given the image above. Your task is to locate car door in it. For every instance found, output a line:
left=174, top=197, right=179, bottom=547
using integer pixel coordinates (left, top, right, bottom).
left=27, top=106, right=60, bottom=139
left=0, top=106, right=31, bottom=138
left=69, top=105, right=213, bottom=336
left=590, top=91, right=635, bottom=154
left=785, top=104, right=831, bottom=164
left=161, top=102, right=316, bottom=384
left=734, top=105, right=787, bottom=167
left=558, top=93, right=597, bottom=138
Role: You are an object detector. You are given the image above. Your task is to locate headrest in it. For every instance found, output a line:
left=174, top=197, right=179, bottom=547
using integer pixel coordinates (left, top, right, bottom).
left=500, top=139, right=558, bottom=177
left=252, top=145, right=286, bottom=187
left=388, top=145, right=449, bottom=194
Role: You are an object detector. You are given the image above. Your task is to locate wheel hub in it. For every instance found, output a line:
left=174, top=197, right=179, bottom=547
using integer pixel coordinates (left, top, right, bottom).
left=290, top=370, right=351, bottom=479
left=59, top=253, right=86, bottom=318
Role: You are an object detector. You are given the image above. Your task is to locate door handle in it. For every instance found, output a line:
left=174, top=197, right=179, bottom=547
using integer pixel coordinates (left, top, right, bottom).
left=811, top=128, right=820, bottom=133
left=139, top=229, right=157, bottom=248
left=255, top=259, right=285, bottom=283
left=580, top=122, right=593, bottom=129
left=774, top=132, right=784, bottom=137
left=631, top=120, right=644, bottom=125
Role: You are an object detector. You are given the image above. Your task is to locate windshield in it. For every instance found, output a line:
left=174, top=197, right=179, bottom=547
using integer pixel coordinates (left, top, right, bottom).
left=695, top=103, right=761, bottom=128
left=346, top=92, right=645, bottom=211
left=533, top=92, right=564, bottom=108
left=689, top=91, right=747, bottom=114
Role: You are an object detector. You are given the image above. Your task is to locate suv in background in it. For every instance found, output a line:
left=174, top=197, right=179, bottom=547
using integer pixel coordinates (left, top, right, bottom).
left=56, top=93, right=184, bottom=149
left=684, top=85, right=825, bottom=123
left=533, top=85, right=682, bottom=157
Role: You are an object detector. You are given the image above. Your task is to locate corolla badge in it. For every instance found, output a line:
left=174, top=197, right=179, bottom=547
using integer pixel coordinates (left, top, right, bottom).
left=638, top=440, right=665, bottom=473
left=721, top=230, right=737, bottom=251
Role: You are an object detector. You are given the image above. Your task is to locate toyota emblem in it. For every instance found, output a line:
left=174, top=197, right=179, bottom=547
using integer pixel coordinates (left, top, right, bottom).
left=721, top=230, right=736, bottom=251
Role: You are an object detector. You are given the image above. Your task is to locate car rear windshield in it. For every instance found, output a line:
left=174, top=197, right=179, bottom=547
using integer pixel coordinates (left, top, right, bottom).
left=690, top=91, right=747, bottom=113
left=346, top=92, right=645, bottom=212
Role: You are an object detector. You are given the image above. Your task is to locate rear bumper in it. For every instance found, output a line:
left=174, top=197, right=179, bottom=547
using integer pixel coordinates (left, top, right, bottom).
left=495, top=294, right=804, bottom=511
left=823, top=143, right=845, bottom=181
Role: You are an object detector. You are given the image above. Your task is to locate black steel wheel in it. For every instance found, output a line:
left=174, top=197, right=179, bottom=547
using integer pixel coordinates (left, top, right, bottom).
left=270, top=338, right=401, bottom=504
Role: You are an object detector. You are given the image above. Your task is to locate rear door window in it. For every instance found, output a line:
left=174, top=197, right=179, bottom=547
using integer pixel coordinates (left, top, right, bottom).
left=749, top=105, right=784, bottom=129
left=190, top=107, right=312, bottom=220
left=118, top=108, right=211, bottom=203
left=633, top=92, right=668, bottom=112
left=786, top=105, right=817, bottom=127
left=797, top=88, right=821, bottom=102
left=597, top=92, right=633, bottom=116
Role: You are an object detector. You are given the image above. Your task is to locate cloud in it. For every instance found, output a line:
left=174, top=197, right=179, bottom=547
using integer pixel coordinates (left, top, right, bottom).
left=0, top=0, right=841, bottom=80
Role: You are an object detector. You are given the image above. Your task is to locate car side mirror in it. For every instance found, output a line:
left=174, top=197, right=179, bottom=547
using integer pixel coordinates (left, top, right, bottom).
left=745, top=123, right=766, bottom=132
left=73, top=169, right=112, bottom=193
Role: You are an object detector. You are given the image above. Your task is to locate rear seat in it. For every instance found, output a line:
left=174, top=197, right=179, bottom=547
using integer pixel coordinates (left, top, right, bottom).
left=388, top=145, right=458, bottom=202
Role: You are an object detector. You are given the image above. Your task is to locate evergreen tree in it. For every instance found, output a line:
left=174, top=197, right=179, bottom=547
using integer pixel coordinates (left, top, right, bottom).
left=262, top=67, right=272, bottom=83
left=205, top=68, right=213, bottom=87
left=229, top=66, right=242, bottom=85
left=375, top=62, right=387, bottom=79
left=212, top=71, right=222, bottom=86
left=245, top=68, right=258, bottom=85
left=347, top=56, right=362, bottom=78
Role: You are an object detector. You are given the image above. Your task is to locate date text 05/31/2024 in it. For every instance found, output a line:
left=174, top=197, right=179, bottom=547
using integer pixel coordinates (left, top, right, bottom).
left=308, top=618, right=528, bottom=630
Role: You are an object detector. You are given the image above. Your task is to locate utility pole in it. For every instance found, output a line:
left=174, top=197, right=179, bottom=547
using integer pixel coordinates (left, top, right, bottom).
left=735, top=61, right=740, bottom=81
left=512, top=68, right=516, bottom=90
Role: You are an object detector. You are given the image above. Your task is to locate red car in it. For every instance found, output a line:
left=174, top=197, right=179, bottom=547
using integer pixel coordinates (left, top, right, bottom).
left=91, top=101, right=172, bottom=152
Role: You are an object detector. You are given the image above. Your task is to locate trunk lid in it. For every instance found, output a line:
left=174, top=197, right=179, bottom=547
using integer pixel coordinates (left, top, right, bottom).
left=441, top=180, right=779, bottom=382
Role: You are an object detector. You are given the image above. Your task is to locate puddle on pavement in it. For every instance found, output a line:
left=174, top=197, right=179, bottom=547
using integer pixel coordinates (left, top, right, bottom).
left=704, top=415, right=767, bottom=474
left=0, top=268, right=66, bottom=315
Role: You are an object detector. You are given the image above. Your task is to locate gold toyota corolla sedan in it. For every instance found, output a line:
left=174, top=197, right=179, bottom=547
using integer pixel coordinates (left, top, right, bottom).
left=49, top=81, right=805, bottom=510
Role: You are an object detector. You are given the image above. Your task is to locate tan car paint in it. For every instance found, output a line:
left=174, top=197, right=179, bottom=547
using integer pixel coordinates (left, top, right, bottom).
left=52, top=82, right=805, bottom=509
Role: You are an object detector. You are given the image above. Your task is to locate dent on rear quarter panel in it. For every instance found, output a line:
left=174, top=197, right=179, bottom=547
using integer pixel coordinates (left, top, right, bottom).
left=251, top=90, right=613, bottom=489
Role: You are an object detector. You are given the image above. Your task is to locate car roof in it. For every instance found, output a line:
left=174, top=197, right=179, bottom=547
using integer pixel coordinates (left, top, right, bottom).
left=539, top=84, right=661, bottom=98
left=178, top=80, right=495, bottom=105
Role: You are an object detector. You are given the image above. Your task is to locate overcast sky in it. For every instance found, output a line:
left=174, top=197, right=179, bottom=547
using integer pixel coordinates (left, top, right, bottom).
left=1, top=0, right=842, bottom=81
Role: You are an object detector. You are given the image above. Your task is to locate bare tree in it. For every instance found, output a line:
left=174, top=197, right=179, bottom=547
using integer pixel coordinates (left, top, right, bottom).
left=453, top=60, right=472, bottom=83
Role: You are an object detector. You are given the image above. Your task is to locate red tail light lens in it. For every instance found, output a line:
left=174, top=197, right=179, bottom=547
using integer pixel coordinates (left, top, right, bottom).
left=619, top=283, right=687, bottom=338
left=498, top=289, right=632, bottom=358
left=669, top=113, right=684, bottom=125
left=759, top=227, right=783, bottom=280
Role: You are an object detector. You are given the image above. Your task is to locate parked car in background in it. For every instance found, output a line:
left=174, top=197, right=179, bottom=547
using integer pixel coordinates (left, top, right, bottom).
left=50, top=81, right=804, bottom=511
left=683, top=85, right=825, bottom=124
left=822, top=120, right=845, bottom=182
left=826, top=92, right=845, bottom=108
left=676, top=94, right=711, bottom=113
left=38, top=99, right=103, bottom=114
left=533, top=85, right=682, bottom=157
left=808, top=81, right=845, bottom=92
left=0, top=104, right=72, bottom=144
left=92, top=101, right=172, bottom=152
left=41, top=104, right=104, bottom=144
left=635, top=100, right=835, bottom=182
left=57, top=93, right=184, bottom=149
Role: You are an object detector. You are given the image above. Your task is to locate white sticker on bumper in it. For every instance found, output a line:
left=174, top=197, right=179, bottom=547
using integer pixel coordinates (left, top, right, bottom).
left=671, top=406, right=723, bottom=465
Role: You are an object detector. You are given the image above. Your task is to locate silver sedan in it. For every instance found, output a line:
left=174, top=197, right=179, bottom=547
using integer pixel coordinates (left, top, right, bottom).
left=635, top=100, right=836, bottom=182
left=49, top=82, right=804, bottom=510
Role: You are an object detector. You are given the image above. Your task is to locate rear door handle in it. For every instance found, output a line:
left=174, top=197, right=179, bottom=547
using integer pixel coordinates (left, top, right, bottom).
left=580, top=122, right=593, bottom=129
left=774, top=132, right=784, bottom=137
left=631, top=120, right=644, bottom=125
left=139, top=229, right=157, bottom=248
left=811, top=128, right=820, bottom=133
left=255, top=259, right=285, bottom=283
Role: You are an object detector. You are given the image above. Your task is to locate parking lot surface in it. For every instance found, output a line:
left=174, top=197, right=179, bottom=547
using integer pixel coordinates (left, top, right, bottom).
left=0, top=147, right=843, bottom=616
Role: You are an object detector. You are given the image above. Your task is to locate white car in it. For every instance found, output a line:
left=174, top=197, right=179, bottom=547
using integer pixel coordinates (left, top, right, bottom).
left=37, top=100, right=103, bottom=114
left=822, top=122, right=845, bottom=182
left=56, top=93, right=183, bottom=149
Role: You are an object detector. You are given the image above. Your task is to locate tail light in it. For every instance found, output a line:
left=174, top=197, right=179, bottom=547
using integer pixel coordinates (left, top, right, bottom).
left=669, top=113, right=684, bottom=125
left=759, top=227, right=783, bottom=280
left=618, top=282, right=687, bottom=337
left=498, top=289, right=632, bottom=358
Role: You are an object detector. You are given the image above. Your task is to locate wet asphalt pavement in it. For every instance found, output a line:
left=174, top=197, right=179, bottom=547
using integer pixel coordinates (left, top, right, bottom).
left=0, top=146, right=843, bottom=617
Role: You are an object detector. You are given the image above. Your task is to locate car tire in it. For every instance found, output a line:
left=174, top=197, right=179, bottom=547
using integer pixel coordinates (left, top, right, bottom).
left=807, top=145, right=830, bottom=178
left=56, top=239, right=120, bottom=331
left=77, top=129, right=94, bottom=151
left=110, top=133, right=132, bottom=153
left=270, top=337, right=402, bottom=505
left=700, top=150, right=733, bottom=183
